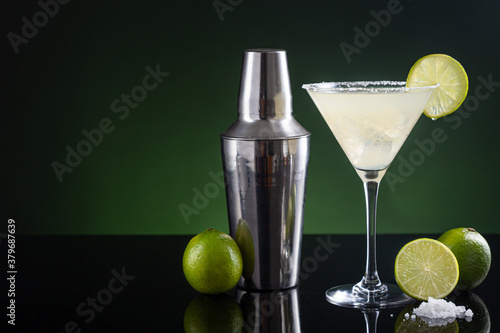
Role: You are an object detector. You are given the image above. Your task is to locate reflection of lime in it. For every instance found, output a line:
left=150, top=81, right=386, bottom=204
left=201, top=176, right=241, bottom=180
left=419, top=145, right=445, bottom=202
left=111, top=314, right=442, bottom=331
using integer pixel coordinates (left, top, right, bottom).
left=184, top=294, right=243, bottom=333
left=407, top=54, right=468, bottom=119
left=395, top=303, right=459, bottom=333
left=235, top=219, right=255, bottom=280
left=183, top=228, right=243, bottom=294
left=395, top=238, right=459, bottom=301
left=450, top=291, right=491, bottom=333
left=438, top=227, right=491, bottom=290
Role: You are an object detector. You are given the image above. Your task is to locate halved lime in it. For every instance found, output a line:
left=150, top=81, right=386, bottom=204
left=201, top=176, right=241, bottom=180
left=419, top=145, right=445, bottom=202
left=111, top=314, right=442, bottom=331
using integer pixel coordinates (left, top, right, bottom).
left=407, top=54, right=468, bottom=119
left=395, top=238, right=459, bottom=301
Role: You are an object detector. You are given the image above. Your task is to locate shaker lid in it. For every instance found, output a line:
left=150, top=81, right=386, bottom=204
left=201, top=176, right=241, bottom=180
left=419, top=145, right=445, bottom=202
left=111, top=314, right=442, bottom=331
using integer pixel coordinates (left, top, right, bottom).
left=222, top=49, right=309, bottom=140
left=238, top=49, right=291, bottom=118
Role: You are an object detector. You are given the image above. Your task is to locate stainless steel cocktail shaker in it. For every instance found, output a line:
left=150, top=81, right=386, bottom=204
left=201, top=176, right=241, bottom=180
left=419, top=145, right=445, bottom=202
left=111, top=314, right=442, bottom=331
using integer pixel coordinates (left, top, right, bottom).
left=221, top=49, right=310, bottom=290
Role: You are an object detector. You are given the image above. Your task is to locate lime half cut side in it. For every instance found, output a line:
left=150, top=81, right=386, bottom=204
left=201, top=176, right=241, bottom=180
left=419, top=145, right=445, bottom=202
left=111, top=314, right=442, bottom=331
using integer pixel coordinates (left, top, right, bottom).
left=407, top=54, right=468, bottom=119
left=395, top=238, right=459, bottom=301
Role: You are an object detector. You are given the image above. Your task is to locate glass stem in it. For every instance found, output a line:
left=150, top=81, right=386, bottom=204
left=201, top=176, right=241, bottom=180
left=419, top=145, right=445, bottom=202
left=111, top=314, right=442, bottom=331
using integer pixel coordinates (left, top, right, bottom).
left=361, top=178, right=382, bottom=290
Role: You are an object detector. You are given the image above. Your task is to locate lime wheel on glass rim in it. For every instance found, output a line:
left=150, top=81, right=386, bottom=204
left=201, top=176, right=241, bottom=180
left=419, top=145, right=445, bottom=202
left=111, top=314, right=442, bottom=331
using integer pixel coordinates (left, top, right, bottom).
left=407, top=54, right=468, bottom=119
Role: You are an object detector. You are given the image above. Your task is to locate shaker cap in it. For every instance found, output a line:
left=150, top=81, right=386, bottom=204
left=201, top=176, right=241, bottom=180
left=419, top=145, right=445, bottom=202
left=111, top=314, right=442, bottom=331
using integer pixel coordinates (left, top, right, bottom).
left=238, top=49, right=291, bottom=118
left=222, top=49, right=309, bottom=140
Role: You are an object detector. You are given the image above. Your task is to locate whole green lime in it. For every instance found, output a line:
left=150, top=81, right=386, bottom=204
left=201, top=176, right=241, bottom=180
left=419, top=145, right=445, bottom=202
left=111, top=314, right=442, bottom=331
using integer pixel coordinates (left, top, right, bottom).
left=183, top=228, right=243, bottom=294
left=184, top=294, right=243, bottom=333
left=438, top=227, right=491, bottom=290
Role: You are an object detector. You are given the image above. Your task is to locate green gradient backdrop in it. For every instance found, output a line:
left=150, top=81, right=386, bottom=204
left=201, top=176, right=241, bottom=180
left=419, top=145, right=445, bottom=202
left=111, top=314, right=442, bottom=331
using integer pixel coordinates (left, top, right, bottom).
left=2, top=0, right=499, bottom=234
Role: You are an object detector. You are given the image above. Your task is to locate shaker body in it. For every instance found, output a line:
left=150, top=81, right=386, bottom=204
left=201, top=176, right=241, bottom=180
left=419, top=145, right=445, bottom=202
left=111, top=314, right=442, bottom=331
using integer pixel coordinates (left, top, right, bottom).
left=221, top=136, right=309, bottom=289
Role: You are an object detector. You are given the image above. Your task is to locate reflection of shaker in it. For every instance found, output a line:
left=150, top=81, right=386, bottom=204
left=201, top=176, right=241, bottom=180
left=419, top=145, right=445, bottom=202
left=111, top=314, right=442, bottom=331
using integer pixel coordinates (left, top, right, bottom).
left=236, top=288, right=301, bottom=332
left=221, top=49, right=310, bottom=290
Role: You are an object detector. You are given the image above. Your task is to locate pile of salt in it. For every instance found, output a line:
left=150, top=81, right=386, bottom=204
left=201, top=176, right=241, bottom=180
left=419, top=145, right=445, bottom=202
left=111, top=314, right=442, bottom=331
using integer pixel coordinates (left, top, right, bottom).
left=405, top=297, right=473, bottom=327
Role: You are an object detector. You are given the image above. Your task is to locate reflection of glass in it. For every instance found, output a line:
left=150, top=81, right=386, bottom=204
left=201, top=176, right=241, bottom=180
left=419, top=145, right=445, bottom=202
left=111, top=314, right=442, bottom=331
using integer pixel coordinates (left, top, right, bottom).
left=362, top=310, right=379, bottom=333
left=303, top=81, right=437, bottom=308
left=236, top=287, right=301, bottom=332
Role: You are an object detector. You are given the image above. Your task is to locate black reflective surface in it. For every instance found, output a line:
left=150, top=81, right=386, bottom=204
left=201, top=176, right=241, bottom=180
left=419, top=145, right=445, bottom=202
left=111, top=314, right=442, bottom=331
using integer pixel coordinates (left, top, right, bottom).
left=3, top=235, right=498, bottom=332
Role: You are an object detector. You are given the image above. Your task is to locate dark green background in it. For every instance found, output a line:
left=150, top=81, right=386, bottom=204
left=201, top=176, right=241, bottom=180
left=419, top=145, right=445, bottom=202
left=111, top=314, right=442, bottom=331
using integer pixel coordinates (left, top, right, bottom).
left=2, top=0, right=499, bottom=234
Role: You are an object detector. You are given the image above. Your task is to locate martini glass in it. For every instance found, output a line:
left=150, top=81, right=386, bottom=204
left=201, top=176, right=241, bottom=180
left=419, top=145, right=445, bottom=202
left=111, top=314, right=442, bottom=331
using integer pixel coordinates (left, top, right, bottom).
left=302, top=81, right=438, bottom=308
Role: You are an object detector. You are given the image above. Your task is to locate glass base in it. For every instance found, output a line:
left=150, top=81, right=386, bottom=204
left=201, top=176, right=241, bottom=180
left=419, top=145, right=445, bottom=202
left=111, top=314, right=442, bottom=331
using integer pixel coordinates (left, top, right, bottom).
left=325, top=282, right=413, bottom=309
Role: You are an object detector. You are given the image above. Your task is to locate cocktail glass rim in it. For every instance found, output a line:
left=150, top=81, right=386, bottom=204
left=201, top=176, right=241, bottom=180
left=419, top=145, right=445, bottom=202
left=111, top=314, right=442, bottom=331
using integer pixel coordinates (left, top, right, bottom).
left=302, top=80, right=439, bottom=93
